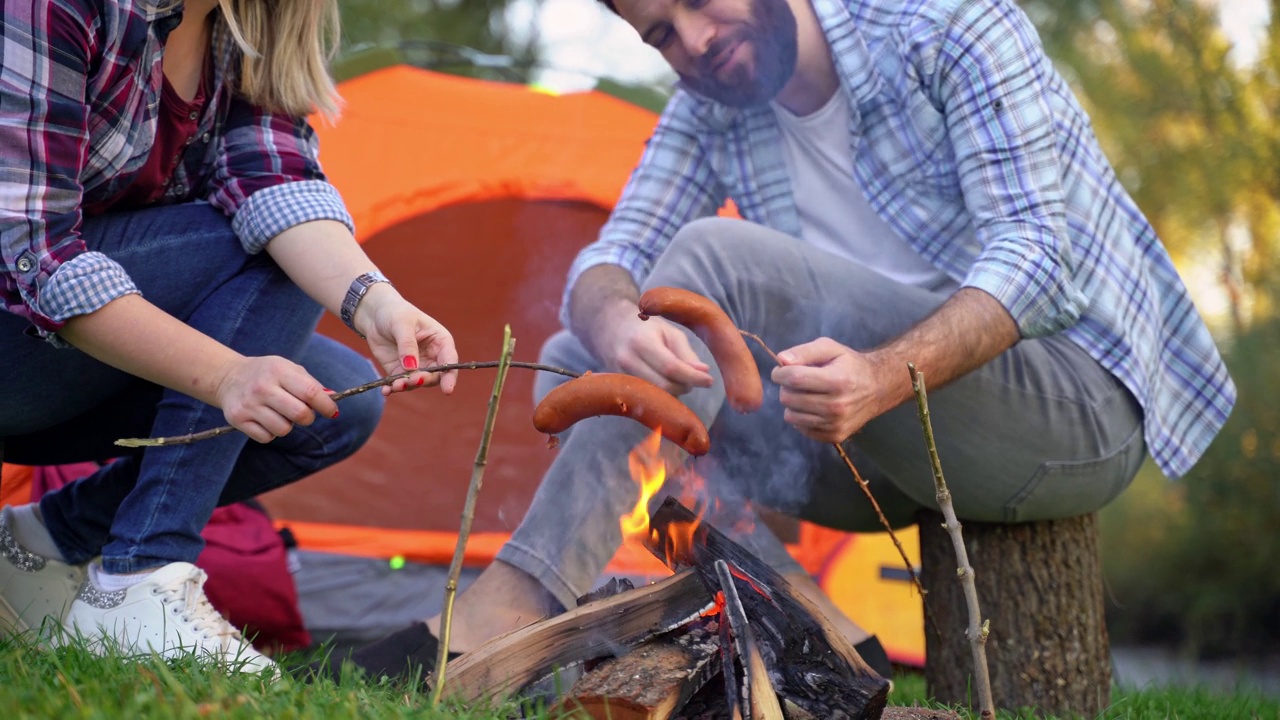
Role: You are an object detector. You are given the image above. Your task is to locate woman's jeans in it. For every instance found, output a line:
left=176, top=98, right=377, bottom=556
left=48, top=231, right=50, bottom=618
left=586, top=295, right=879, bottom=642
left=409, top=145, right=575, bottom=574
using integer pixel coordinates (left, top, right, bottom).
left=0, top=203, right=384, bottom=574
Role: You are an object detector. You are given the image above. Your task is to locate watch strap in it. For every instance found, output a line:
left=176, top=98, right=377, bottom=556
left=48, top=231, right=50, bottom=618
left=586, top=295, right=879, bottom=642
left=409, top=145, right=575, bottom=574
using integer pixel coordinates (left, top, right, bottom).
left=340, top=271, right=391, bottom=337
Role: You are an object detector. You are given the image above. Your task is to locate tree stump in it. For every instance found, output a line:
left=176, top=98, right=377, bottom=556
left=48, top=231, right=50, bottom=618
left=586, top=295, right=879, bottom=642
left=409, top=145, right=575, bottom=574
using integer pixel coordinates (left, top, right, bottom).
left=917, top=509, right=1111, bottom=717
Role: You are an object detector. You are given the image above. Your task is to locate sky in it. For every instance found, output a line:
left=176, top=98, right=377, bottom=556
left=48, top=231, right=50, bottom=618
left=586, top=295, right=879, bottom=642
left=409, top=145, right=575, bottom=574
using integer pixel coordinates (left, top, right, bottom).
left=512, top=0, right=1273, bottom=92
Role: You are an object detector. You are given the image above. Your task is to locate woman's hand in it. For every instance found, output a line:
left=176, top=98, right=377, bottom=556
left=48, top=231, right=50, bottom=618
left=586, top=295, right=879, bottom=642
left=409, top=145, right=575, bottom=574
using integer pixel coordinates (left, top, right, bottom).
left=353, top=284, right=459, bottom=395
left=215, top=355, right=339, bottom=443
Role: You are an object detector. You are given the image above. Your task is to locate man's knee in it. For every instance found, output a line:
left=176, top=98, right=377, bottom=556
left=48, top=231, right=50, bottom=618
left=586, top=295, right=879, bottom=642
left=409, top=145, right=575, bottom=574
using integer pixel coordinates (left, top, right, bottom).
left=648, top=217, right=756, bottom=288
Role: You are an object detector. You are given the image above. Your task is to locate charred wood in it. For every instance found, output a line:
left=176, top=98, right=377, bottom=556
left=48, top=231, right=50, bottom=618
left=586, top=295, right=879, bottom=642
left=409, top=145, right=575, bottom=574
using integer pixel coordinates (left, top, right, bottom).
left=713, top=559, right=783, bottom=720
left=648, top=497, right=890, bottom=720
left=556, top=618, right=721, bottom=720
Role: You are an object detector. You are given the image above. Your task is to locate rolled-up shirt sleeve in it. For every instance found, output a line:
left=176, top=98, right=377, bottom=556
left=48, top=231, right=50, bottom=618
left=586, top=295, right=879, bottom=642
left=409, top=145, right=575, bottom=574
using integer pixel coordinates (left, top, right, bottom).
left=206, top=96, right=353, bottom=254
left=928, top=0, right=1088, bottom=337
left=560, top=92, right=724, bottom=327
left=0, top=0, right=140, bottom=341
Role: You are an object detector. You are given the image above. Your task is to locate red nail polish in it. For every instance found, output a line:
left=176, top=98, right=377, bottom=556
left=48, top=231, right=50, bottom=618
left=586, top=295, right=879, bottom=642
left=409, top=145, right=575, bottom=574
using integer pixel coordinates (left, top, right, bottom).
left=332, top=410, right=340, bottom=419
left=402, top=355, right=419, bottom=370
left=416, top=376, right=426, bottom=386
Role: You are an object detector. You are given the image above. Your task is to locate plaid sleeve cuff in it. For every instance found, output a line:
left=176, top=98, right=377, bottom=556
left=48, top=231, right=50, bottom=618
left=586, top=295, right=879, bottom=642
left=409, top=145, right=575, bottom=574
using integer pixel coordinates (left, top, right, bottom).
left=35, top=251, right=140, bottom=345
left=962, top=225, right=1088, bottom=338
left=231, top=179, right=355, bottom=254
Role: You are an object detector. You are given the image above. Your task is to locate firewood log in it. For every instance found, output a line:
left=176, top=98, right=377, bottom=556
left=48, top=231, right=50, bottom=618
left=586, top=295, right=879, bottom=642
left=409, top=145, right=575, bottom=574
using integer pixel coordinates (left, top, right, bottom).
left=555, top=619, right=720, bottom=720
left=434, top=569, right=712, bottom=704
left=648, top=497, right=890, bottom=720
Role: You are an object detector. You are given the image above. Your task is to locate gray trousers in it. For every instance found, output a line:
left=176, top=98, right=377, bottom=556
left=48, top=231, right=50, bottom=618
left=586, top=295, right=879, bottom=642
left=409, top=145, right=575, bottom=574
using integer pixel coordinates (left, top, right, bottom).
left=496, top=218, right=1145, bottom=610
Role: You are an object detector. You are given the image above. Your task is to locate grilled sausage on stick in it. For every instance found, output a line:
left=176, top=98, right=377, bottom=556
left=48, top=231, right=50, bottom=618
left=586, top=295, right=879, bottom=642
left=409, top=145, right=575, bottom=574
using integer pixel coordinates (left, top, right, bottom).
left=532, top=372, right=711, bottom=456
left=637, top=287, right=764, bottom=413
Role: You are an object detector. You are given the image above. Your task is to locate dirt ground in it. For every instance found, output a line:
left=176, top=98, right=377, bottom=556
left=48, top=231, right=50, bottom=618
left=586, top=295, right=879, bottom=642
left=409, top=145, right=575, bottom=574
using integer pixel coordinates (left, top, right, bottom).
left=882, top=707, right=963, bottom=720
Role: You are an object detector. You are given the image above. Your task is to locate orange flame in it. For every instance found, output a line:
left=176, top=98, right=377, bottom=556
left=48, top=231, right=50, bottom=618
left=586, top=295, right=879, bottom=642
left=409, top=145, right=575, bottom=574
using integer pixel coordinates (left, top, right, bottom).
left=623, top=429, right=712, bottom=570
left=662, top=518, right=701, bottom=567
left=621, top=428, right=666, bottom=541
left=701, top=590, right=726, bottom=618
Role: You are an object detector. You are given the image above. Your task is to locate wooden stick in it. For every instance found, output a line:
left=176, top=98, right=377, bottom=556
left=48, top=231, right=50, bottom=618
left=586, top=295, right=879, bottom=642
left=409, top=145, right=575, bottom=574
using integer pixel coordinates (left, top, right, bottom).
left=114, top=359, right=579, bottom=448
left=908, top=363, right=995, bottom=720
left=737, top=329, right=936, bottom=634
left=430, top=326, right=516, bottom=707
left=719, top=596, right=742, bottom=720
left=832, top=444, right=939, bottom=638
left=714, top=560, right=784, bottom=720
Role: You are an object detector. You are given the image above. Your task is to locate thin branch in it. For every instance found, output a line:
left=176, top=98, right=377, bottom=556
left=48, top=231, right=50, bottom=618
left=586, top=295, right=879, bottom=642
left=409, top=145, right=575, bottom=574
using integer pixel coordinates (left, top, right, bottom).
left=738, top=329, right=938, bottom=638
left=431, top=326, right=517, bottom=707
left=113, top=360, right=579, bottom=448
left=833, top=444, right=940, bottom=639
left=909, top=362, right=995, bottom=720
left=739, top=329, right=781, bottom=365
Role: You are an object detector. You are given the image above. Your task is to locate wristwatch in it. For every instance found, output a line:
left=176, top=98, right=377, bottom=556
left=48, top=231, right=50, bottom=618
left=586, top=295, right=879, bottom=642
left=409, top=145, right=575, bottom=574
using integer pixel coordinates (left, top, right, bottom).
left=340, top=271, right=391, bottom=338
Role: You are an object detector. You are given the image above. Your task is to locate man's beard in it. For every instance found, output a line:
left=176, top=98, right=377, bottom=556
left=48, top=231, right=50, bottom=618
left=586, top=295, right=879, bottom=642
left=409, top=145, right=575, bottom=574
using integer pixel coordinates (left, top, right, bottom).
left=677, top=0, right=799, bottom=108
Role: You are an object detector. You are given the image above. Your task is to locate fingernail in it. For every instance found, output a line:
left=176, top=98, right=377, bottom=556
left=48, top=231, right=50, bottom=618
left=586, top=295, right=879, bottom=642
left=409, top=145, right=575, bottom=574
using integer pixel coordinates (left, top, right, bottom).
left=402, top=355, right=419, bottom=370
left=323, top=387, right=334, bottom=394
left=777, top=352, right=793, bottom=364
left=332, top=410, right=340, bottom=419
left=416, top=376, right=426, bottom=386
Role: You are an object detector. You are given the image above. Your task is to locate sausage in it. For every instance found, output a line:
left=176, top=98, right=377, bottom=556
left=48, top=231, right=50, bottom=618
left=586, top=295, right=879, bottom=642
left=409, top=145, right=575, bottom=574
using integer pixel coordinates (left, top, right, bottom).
left=637, top=286, right=764, bottom=413
left=532, top=373, right=711, bottom=456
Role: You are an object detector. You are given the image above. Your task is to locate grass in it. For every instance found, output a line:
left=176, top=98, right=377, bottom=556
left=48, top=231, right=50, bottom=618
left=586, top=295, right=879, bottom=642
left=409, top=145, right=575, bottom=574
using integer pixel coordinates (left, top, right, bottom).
left=1, top=635, right=1277, bottom=719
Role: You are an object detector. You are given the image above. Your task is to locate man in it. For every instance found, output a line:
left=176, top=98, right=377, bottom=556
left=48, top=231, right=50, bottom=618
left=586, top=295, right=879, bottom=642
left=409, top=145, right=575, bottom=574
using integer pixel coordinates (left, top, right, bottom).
left=318, top=0, right=1234, bottom=683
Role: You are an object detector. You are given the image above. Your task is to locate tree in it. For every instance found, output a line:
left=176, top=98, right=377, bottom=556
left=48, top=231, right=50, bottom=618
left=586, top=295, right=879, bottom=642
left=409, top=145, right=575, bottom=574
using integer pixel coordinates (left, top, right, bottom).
left=1023, top=0, right=1277, bottom=331
left=335, top=0, right=544, bottom=82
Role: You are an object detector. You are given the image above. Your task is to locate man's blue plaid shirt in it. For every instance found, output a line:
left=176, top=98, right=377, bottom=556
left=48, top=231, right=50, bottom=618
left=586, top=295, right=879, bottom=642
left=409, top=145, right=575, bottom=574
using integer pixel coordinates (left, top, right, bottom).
left=563, top=0, right=1234, bottom=478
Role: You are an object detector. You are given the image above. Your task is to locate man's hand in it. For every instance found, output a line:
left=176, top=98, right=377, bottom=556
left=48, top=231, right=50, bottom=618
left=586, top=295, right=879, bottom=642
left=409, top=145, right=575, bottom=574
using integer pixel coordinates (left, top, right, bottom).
left=569, top=266, right=713, bottom=396
left=596, top=302, right=714, bottom=396
left=771, top=337, right=891, bottom=444
left=770, top=288, right=1020, bottom=444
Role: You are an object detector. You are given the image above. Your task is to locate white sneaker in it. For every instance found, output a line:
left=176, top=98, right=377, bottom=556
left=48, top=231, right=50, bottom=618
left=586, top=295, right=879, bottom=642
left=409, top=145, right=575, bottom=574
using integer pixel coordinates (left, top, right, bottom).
left=0, top=506, right=86, bottom=641
left=64, top=561, right=277, bottom=676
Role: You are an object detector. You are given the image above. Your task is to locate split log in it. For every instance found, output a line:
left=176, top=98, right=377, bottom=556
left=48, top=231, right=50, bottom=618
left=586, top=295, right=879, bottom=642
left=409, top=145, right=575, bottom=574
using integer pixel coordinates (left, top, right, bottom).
left=648, top=497, right=890, bottom=720
left=918, top=509, right=1111, bottom=718
left=556, top=619, right=721, bottom=720
left=713, top=560, right=783, bottom=720
left=434, top=569, right=712, bottom=704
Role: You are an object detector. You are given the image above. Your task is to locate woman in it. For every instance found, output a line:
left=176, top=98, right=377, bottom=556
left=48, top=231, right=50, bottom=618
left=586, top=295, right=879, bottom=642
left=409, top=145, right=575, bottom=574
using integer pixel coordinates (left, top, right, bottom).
left=0, top=0, right=457, bottom=673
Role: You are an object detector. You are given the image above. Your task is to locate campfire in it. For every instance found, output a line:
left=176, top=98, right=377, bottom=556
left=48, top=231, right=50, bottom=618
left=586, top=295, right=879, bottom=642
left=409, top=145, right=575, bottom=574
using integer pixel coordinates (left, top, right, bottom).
left=431, top=430, right=892, bottom=720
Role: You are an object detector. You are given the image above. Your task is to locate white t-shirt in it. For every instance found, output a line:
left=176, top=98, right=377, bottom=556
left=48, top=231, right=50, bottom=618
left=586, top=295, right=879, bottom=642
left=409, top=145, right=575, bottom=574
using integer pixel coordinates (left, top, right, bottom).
left=772, top=93, right=958, bottom=292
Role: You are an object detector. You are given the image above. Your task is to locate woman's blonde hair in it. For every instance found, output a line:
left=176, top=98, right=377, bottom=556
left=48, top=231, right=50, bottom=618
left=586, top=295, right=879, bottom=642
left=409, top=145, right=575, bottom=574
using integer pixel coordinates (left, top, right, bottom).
left=217, top=0, right=342, bottom=119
